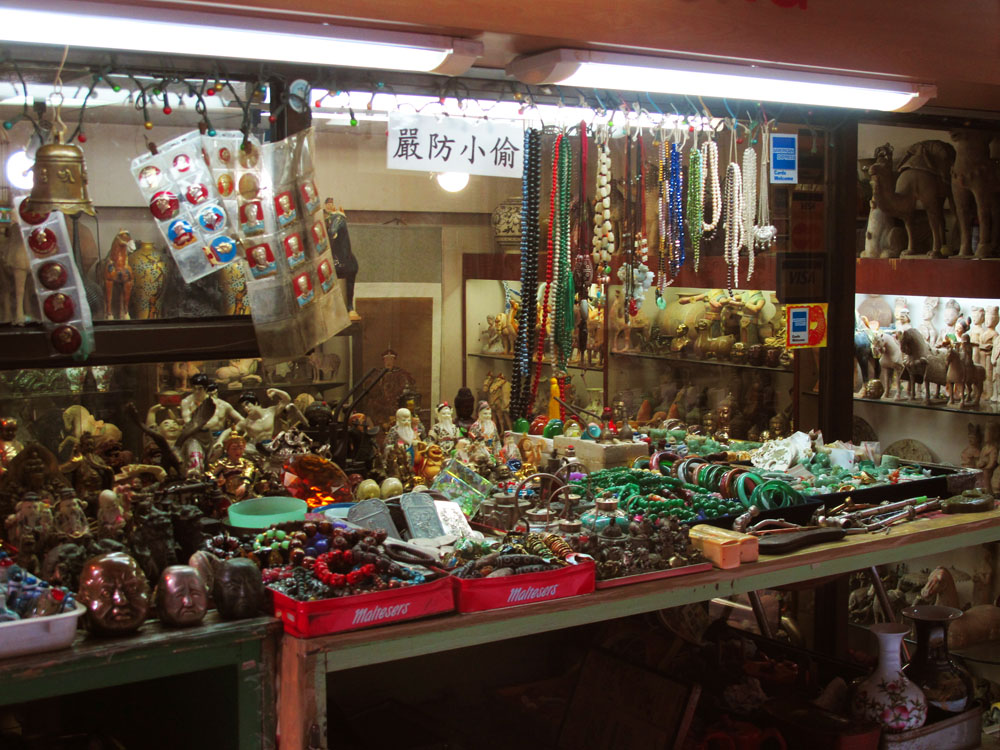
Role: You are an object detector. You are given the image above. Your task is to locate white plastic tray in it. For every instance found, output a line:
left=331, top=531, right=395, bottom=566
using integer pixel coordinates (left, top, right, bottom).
left=0, top=602, right=85, bottom=660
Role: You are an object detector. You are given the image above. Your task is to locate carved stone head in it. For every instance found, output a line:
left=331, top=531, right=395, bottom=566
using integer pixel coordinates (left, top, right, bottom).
left=78, top=552, right=150, bottom=635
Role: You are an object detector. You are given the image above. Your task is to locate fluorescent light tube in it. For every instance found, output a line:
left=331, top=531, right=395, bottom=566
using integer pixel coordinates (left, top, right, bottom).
left=508, top=49, right=935, bottom=112
left=0, top=1, right=481, bottom=75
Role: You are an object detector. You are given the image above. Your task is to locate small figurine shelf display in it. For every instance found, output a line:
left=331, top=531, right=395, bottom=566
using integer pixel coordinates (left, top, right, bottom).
left=855, top=294, right=1000, bottom=409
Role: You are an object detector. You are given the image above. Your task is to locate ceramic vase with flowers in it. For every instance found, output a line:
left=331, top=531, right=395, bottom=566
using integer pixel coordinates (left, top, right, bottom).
left=851, top=622, right=928, bottom=733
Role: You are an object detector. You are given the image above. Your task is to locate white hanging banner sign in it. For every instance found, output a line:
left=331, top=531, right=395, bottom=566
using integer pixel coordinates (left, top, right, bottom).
left=387, top=113, right=523, bottom=178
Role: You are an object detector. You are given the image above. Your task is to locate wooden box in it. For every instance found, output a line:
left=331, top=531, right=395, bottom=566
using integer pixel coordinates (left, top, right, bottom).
left=552, top=436, right=648, bottom=470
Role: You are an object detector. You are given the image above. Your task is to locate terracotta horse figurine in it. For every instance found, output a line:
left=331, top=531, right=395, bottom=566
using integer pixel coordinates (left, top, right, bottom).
left=104, top=229, right=135, bottom=320
left=862, top=318, right=905, bottom=399
left=900, top=327, right=948, bottom=403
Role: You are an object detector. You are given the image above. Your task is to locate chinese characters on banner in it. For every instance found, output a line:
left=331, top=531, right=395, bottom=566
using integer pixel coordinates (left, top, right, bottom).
left=387, top=113, right=524, bottom=178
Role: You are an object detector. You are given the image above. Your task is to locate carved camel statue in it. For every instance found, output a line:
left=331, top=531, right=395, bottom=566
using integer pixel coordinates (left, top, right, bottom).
left=103, top=229, right=135, bottom=320
left=865, top=141, right=955, bottom=258
left=0, top=227, right=32, bottom=325
left=950, top=130, right=1000, bottom=258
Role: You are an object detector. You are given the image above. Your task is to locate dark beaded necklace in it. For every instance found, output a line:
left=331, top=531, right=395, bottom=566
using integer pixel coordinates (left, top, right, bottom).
left=511, top=128, right=542, bottom=420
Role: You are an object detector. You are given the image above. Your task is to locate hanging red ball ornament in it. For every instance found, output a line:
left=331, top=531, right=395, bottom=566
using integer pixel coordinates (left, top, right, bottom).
left=268, top=115, right=277, bottom=123
left=77, top=133, right=87, bottom=143
left=206, top=88, right=216, bottom=96
left=163, top=106, right=172, bottom=115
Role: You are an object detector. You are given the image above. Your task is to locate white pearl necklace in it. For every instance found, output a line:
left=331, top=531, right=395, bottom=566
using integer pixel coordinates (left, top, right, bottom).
left=741, top=145, right=757, bottom=282
left=752, top=125, right=777, bottom=254
left=700, top=139, right=721, bottom=235
left=591, top=129, right=613, bottom=284
left=723, top=161, right=744, bottom=292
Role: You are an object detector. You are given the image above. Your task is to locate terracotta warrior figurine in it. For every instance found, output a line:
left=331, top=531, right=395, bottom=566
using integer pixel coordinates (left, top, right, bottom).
left=936, top=298, right=963, bottom=348
left=962, top=423, right=983, bottom=469
left=894, top=298, right=912, bottom=333
left=920, top=296, right=939, bottom=347
left=977, top=423, right=999, bottom=491
left=981, top=306, right=998, bottom=402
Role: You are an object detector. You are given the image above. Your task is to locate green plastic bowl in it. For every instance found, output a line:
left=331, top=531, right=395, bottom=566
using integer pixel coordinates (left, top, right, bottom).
left=228, top=496, right=308, bottom=528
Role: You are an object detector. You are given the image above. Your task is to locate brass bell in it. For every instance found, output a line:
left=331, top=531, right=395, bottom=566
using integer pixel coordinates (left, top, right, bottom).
left=26, top=132, right=96, bottom=217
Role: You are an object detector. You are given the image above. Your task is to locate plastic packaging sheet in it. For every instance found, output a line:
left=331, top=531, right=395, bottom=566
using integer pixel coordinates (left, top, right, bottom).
left=15, top=198, right=95, bottom=359
left=131, top=128, right=349, bottom=357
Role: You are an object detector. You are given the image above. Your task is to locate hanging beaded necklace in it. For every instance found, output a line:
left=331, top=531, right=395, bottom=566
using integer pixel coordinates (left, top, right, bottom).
left=591, top=128, right=613, bottom=285
left=685, top=142, right=704, bottom=273
left=741, top=142, right=758, bottom=283
left=655, top=137, right=668, bottom=301
left=668, top=140, right=685, bottom=277
left=752, top=120, right=778, bottom=256
left=554, top=140, right=574, bottom=394
left=700, top=138, right=722, bottom=239
left=531, top=132, right=564, bottom=408
left=722, top=158, right=744, bottom=293
left=510, top=128, right=541, bottom=420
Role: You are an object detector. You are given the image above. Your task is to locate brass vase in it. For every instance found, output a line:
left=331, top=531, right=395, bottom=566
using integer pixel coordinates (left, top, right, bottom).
left=128, top=241, right=168, bottom=319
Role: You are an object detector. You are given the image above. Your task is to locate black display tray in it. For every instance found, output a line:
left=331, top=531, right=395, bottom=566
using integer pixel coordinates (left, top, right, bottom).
left=801, top=460, right=979, bottom=509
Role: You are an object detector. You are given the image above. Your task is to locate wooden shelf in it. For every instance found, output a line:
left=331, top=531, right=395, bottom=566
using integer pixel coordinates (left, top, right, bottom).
left=278, top=510, right=1000, bottom=748
left=0, top=388, right=132, bottom=401
left=0, top=319, right=360, bottom=371
left=856, top=256, right=1000, bottom=297
left=611, top=349, right=793, bottom=373
left=468, top=351, right=603, bottom=372
left=0, top=614, right=279, bottom=749
left=854, top=395, right=1000, bottom=416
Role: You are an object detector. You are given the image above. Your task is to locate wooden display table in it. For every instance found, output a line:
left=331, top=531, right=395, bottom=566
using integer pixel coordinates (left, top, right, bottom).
left=278, top=510, right=1000, bottom=749
left=0, top=613, right=279, bottom=750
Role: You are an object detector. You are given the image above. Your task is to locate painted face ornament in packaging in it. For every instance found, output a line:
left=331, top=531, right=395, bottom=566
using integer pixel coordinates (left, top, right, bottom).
left=282, top=229, right=306, bottom=269
left=316, top=254, right=336, bottom=293
left=246, top=240, right=278, bottom=279
left=131, top=130, right=240, bottom=282
left=293, top=272, right=315, bottom=307
left=15, top=197, right=95, bottom=358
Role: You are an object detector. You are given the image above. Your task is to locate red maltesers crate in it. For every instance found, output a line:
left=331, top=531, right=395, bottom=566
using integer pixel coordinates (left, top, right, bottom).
left=270, top=575, right=455, bottom=637
left=452, top=560, right=596, bottom=613
left=594, top=562, right=713, bottom=590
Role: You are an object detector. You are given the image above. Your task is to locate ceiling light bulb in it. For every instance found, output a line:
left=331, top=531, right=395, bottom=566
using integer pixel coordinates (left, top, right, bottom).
left=6, top=150, right=34, bottom=191
left=436, top=172, right=469, bottom=192
left=508, top=49, right=935, bottom=113
left=0, top=1, right=481, bottom=75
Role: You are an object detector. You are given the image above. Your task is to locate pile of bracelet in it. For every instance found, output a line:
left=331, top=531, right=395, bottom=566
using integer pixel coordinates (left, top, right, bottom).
left=263, top=526, right=428, bottom=600
left=671, top=457, right=805, bottom=511
left=450, top=532, right=571, bottom=579
left=567, top=515, right=705, bottom=580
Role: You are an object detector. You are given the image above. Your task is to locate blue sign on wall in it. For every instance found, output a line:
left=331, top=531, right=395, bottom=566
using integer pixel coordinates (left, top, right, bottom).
left=770, top=133, right=798, bottom=184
